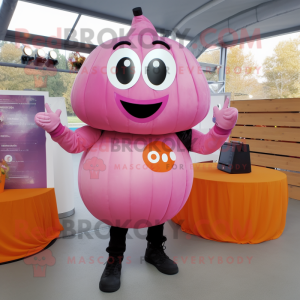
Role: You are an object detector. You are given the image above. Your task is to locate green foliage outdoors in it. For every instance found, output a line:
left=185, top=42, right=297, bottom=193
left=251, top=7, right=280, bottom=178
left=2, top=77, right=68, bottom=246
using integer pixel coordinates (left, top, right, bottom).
left=0, top=42, right=77, bottom=120
left=67, top=116, right=83, bottom=123
left=198, top=34, right=300, bottom=100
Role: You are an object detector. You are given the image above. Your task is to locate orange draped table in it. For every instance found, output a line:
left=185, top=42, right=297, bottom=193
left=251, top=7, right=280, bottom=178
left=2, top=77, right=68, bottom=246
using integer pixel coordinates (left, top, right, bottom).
left=172, top=163, right=289, bottom=244
left=0, top=188, right=63, bottom=263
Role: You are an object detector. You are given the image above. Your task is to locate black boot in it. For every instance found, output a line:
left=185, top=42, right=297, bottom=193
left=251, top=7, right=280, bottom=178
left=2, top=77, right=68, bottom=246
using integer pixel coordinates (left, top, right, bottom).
left=99, top=255, right=123, bottom=293
left=145, top=241, right=179, bottom=275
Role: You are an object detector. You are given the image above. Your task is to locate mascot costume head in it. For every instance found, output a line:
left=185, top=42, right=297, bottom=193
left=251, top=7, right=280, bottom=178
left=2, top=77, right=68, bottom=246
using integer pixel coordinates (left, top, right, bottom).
left=71, top=8, right=210, bottom=135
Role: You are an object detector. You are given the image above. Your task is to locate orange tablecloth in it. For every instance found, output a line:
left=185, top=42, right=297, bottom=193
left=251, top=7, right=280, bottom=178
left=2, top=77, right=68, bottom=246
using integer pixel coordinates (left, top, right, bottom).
left=172, top=163, right=288, bottom=244
left=0, top=188, right=63, bottom=263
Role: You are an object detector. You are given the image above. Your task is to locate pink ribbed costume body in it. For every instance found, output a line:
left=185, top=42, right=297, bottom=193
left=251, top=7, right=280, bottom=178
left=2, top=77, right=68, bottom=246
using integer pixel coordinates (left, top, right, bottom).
left=52, top=126, right=230, bottom=228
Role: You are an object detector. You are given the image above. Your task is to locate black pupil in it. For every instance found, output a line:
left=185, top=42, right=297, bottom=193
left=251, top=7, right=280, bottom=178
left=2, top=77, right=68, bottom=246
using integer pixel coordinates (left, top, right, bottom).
left=147, top=58, right=166, bottom=85
left=116, top=57, right=134, bottom=84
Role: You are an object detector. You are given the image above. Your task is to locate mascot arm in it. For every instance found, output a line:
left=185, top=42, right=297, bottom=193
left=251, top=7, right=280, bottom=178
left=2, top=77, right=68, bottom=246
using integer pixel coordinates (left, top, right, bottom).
left=34, top=103, right=102, bottom=153
left=191, top=126, right=231, bottom=155
left=191, top=97, right=238, bottom=154
left=51, top=125, right=102, bottom=153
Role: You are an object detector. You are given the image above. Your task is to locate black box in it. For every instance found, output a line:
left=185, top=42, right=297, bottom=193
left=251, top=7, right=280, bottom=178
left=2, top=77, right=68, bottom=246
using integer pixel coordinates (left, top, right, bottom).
left=217, top=142, right=251, bottom=174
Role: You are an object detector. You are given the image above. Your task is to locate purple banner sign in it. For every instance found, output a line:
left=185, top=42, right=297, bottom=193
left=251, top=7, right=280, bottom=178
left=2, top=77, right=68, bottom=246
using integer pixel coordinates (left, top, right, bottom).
left=0, top=95, right=47, bottom=189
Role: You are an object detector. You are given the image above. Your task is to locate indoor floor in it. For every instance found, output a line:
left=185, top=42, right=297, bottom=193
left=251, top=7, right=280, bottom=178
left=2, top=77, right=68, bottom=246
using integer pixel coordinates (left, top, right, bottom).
left=1, top=153, right=299, bottom=300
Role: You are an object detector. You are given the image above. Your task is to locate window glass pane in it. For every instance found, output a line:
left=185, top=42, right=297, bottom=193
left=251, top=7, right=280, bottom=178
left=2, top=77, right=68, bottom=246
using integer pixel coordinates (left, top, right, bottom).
left=8, top=1, right=78, bottom=38
left=0, top=42, right=78, bottom=122
left=173, top=39, right=190, bottom=47
left=203, top=69, right=219, bottom=82
left=0, top=41, right=77, bottom=71
left=225, top=45, right=261, bottom=100
left=0, top=41, right=88, bottom=124
left=198, top=47, right=220, bottom=65
left=208, top=82, right=223, bottom=93
left=225, top=32, right=300, bottom=100
left=69, top=16, right=131, bottom=45
left=198, top=48, right=221, bottom=85
left=0, top=41, right=23, bottom=64
left=0, top=65, right=76, bottom=114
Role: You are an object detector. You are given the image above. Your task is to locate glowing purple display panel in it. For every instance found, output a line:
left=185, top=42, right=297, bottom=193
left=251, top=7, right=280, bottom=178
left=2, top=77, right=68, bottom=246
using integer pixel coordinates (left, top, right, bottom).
left=0, top=95, right=47, bottom=189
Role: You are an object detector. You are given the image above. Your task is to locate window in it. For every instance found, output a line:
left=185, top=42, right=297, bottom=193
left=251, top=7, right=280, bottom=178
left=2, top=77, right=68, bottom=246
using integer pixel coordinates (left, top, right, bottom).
left=198, top=47, right=221, bottom=85
left=225, top=32, right=300, bottom=100
left=69, top=16, right=131, bottom=45
left=198, top=47, right=220, bottom=65
left=0, top=42, right=78, bottom=119
left=8, top=1, right=78, bottom=39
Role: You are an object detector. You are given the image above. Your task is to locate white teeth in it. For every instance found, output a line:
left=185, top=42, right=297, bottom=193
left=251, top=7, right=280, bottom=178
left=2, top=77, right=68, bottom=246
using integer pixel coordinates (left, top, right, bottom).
left=162, top=153, right=168, bottom=162
left=148, top=151, right=160, bottom=163
left=170, top=152, right=176, bottom=161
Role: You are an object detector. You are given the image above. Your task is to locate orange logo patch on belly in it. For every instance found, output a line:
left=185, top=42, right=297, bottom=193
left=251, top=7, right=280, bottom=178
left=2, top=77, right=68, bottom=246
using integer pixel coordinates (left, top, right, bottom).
left=143, top=141, right=176, bottom=172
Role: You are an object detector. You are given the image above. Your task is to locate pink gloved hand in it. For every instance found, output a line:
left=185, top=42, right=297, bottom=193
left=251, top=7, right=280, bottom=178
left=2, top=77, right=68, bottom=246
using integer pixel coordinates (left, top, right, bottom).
left=35, top=103, right=62, bottom=133
left=213, top=97, right=238, bottom=130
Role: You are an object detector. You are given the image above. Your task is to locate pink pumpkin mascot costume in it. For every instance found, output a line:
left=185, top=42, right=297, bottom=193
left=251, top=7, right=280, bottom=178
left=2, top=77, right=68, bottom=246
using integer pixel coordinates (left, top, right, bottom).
left=35, top=8, right=237, bottom=293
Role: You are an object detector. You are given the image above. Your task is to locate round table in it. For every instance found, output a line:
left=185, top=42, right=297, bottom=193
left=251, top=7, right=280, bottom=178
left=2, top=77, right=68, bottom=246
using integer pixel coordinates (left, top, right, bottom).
left=0, top=188, right=63, bottom=263
left=172, top=163, right=289, bottom=244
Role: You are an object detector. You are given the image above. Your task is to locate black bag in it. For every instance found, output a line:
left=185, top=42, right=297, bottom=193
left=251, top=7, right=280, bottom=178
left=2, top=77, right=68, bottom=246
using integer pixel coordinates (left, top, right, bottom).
left=217, top=141, right=251, bottom=174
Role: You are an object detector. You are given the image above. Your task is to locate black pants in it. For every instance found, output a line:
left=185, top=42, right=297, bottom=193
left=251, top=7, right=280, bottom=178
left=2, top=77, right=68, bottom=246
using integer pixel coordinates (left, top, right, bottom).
left=106, top=223, right=166, bottom=256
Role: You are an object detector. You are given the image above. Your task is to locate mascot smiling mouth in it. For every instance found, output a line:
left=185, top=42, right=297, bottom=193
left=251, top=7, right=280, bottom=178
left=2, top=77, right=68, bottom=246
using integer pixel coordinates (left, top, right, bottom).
left=115, top=93, right=168, bottom=123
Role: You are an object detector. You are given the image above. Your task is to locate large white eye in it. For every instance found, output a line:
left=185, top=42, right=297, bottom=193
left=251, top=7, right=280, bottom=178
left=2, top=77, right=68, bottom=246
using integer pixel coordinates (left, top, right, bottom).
left=107, top=48, right=141, bottom=90
left=142, top=49, right=176, bottom=91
